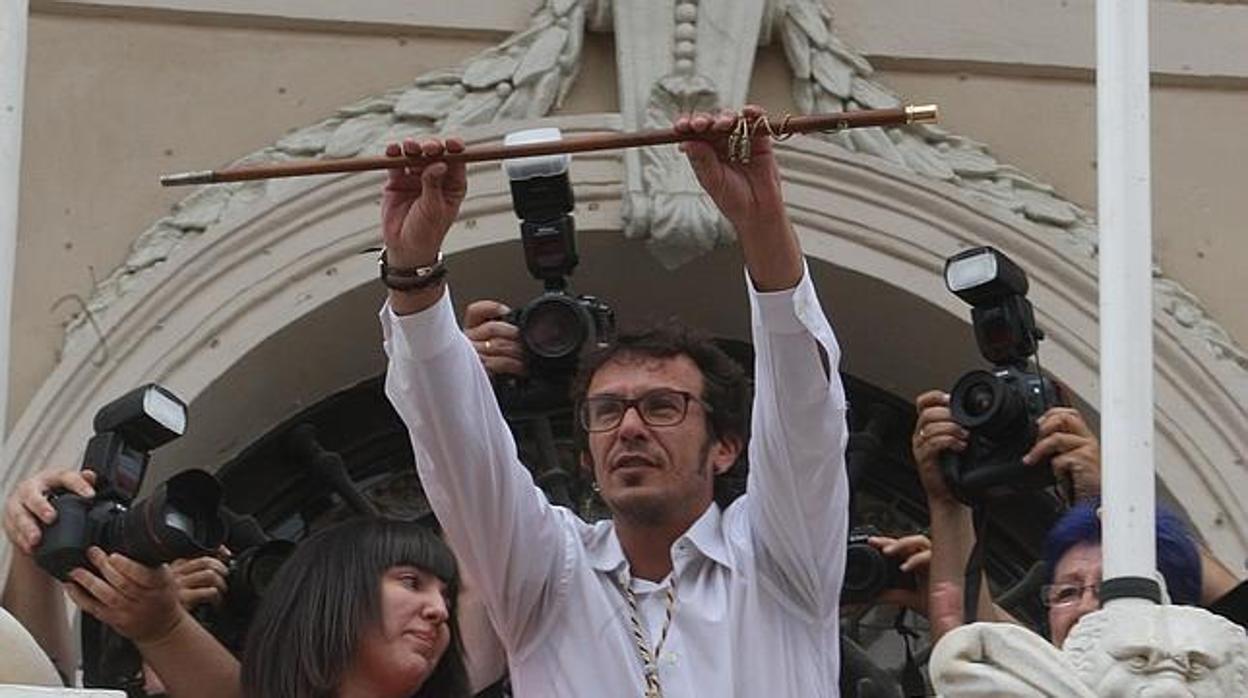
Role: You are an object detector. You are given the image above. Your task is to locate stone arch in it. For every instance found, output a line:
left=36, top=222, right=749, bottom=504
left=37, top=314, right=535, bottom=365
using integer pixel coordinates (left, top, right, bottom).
left=3, top=113, right=1245, bottom=577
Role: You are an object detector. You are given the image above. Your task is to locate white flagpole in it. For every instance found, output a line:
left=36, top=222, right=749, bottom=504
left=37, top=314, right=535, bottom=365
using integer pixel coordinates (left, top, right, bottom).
left=1097, top=0, right=1158, bottom=601
left=0, top=0, right=30, bottom=440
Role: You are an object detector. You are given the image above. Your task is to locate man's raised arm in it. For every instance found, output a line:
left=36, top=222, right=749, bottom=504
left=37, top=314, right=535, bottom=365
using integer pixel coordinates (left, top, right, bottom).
left=678, top=108, right=849, bottom=619
left=379, top=137, right=570, bottom=650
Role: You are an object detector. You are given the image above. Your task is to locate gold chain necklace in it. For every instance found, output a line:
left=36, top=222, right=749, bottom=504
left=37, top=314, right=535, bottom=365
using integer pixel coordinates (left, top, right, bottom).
left=615, top=574, right=677, bottom=698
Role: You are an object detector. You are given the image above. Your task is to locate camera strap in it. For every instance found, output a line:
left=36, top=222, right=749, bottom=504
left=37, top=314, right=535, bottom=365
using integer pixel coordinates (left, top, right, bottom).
left=892, top=608, right=928, bottom=697
left=961, top=503, right=992, bottom=625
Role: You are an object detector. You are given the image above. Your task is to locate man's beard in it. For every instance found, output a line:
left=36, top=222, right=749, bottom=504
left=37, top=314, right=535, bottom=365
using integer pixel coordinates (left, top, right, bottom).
left=602, top=436, right=716, bottom=526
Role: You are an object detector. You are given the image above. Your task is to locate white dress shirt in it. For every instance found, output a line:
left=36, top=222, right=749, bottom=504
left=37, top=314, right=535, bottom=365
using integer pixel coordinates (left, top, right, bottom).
left=381, top=266, right=849, bottom=698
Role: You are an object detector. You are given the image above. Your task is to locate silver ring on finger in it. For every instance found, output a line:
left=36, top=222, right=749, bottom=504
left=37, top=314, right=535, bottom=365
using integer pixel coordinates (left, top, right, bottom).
left=484, top=339, right=492, bottom=352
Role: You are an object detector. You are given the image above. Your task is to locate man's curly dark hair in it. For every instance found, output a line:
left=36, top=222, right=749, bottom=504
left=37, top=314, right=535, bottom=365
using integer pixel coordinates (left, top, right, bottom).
left=570, top=322, right=752, bottom=507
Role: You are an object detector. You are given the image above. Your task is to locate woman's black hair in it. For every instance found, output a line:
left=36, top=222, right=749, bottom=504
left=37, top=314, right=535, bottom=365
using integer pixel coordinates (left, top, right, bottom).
left=240, top=517, right=471, bottom=698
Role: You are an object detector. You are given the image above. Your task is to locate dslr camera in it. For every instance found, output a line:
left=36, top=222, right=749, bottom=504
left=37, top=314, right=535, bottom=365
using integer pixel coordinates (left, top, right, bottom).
left=501, top=128, right=614, bottom=385
left=841, top=527, right=916, bottom=605
left=195, top=509, right=296, bottom=651
left=939, top=247, right=1065, bottom=502
left=35, top=384, right=226, bottom=580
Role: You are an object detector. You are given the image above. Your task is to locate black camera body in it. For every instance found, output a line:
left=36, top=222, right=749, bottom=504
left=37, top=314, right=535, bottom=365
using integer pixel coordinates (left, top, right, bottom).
left=188, top=508, right=296, bottom=652
left=943, top=366, right=1063, bottom=501
left=842, top=528, right=916, bottom=605
left=35, top=384, right=226, bottom=581
left=503, top=128, right=615, bottom=383
left=505, top=292, right=615, bottom=378
left=939, top=247, right=1065, bottom=503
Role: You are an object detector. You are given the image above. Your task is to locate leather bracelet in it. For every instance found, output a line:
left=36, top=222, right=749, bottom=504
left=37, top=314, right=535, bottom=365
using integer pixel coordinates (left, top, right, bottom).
left=378, top=249, right=447, bottom=291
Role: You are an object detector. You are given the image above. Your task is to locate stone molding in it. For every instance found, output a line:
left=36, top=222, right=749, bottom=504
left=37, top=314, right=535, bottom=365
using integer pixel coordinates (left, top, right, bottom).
left=4, top=113, right=1247, bottom=578
left=61, top=0, right=1248, bottom=393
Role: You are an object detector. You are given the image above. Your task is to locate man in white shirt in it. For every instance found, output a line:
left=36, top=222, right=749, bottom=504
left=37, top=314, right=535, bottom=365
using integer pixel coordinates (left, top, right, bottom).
left=379, top=107, right=849, bottom=697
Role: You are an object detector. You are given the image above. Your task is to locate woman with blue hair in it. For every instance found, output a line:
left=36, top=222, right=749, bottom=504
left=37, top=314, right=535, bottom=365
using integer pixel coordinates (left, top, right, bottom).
left=910, top=390, right=1248, bottom=645
left=1042, top=498, right=1202, bottom=646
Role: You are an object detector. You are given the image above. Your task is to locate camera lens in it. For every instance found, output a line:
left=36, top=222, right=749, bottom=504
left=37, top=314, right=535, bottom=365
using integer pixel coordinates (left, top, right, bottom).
left=950, top=369, right=1026, bottom=437
left=103, top=469, right=225, bottom=566
left=843, top=544, right=887, bottom=595
left=229, top=540, right=296, bottom=605
left=163, top=509, right=195, bottom=536
left=521, top=294, right=589, bottom=359
left=961, top=381, right=998, bottom=419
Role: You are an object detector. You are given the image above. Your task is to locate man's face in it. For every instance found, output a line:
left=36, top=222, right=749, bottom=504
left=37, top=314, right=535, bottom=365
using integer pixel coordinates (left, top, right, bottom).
left=582, top=354, right=740, bottom=526
left=1048, top=541, right=1103, bottom=648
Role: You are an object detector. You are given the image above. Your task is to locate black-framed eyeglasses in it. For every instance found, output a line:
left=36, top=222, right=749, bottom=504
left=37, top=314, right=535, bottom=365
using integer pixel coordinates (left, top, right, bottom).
left=578, top=389, right=713, bottom=433
left=1040, top=581, right=1101, bottom=608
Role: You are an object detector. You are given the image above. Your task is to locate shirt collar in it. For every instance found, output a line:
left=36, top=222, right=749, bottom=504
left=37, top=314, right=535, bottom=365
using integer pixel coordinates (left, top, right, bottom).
left=585, top=503, right=734, bottom=575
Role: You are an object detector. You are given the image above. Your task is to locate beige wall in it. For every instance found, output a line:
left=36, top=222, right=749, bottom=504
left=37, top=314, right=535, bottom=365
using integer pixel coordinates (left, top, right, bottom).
left=14, top=13, right=499, bottom=424
left=878, top=68, right=1248, bottom=352
left=11, top=2, right=1246, bottom=431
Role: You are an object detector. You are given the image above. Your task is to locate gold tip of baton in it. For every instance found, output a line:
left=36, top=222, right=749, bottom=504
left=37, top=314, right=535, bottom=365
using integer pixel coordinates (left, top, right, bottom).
left=905, top=104, right=939, bottom=124
left=160, top=170, right=216, bottom=187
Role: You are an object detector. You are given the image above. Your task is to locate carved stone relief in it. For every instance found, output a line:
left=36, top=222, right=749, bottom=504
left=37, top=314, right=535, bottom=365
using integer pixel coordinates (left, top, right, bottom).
left=609, top=0, right=764, bottom=267
left=931, top=605, right=1248, bottom=697
left=1065, top=604, right=1248, bottom=697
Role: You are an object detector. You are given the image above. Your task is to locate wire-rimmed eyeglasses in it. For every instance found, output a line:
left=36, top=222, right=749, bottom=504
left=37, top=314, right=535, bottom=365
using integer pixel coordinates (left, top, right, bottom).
left=578, top=389, right=713, bottom=433
left=1040, top=581, right=1101, bottom=608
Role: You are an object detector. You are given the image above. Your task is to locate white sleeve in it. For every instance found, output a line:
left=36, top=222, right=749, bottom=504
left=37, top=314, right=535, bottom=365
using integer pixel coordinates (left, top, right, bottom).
left=744, top=263, right=849, bottom=621
left=380, top=291, right=574, bottom=656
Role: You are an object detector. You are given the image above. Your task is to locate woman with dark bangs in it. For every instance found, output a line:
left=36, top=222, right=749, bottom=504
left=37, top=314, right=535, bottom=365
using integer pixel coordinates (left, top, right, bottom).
left=241, top=517, right=471, bottom=698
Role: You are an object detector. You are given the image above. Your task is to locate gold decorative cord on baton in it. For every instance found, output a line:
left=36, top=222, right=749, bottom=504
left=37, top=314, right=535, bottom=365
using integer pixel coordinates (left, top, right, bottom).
left=727, top=113, right=797, bottom=164
left=160, top=105, right=938, bottom=186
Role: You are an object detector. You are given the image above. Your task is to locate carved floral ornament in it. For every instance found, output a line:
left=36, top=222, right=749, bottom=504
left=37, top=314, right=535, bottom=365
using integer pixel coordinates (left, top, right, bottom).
left=6, top=0, right=1242, bottom=572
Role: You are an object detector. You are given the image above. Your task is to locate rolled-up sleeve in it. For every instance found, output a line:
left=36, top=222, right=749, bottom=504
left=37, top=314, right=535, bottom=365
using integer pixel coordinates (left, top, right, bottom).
left=744, top=262, right=849, bottom=621
left=381, top=291, right=572, bottom=656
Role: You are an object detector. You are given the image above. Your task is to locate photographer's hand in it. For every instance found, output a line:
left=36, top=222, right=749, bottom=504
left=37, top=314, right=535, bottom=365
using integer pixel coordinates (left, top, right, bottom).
left=910, top=390, right=1002, bottom=640
left=1, top=469, right=95, bottom=681
left=463, top=300, right=527, bottom=377
left=66, top=549, right=242, bottom=698
left=1023, top=407, right=1100, bottom=502
left=170, top=553, right=230, bottom=610
left=64, top=547, right=183, bottom=644
left=381, top=137, right=468, bottom=316
left=870, top=534, right=932, bottom=615
left=676, top=106, right=802, bottom=292
left=3, top=469, right=96, bottom=555
left=911, top=391, right=967, bottom=507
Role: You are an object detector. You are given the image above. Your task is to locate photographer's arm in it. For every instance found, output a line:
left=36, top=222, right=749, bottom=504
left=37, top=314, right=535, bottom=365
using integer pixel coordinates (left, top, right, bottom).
left=2, top=554, right=73, bottom=683
left=912, top=391, right=1003, bottom=639
left=64, top=548, right=240, bottom=698
left=2, top=469, right=98, bottom=680
left=133, top=618, right=240, bottom=698
left=1200, top=545, right=1243, bottom=605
